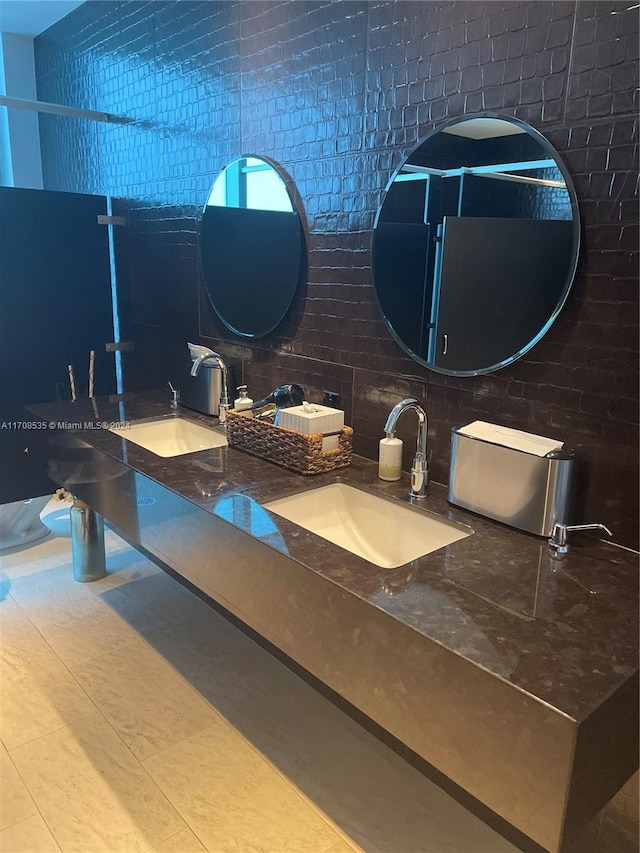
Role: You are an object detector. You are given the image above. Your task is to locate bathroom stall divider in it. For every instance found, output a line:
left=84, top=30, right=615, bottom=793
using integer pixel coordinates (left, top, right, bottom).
left=0, top=186, right=117, bottom=504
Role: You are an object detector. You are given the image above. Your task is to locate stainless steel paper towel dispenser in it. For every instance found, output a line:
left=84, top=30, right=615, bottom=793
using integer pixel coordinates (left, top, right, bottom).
left=448, top=427, right=584, bottom=537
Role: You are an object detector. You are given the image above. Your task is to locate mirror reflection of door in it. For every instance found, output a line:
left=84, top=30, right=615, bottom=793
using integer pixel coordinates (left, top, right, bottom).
left=372, top=115, right=580, bottom=376
left=431, top=216, right=574, bottom=371
left=200, top=156, right=304, bottom=338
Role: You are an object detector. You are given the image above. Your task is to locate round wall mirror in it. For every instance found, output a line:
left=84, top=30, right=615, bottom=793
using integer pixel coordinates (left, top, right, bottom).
left=372, top=114, right=580, bottom=375
left=200, top=156, right=304, bottom=338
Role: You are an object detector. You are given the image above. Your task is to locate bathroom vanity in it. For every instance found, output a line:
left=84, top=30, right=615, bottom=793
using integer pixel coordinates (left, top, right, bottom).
left=28, top=391, right=638, bottom=853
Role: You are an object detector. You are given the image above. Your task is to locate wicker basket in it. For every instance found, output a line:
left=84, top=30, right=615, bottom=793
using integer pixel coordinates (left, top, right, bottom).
left=225, top=409, right=352, bottom=475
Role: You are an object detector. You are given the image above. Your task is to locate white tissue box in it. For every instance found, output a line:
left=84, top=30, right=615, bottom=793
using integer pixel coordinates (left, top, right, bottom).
left=278, top=404, right=345, bottom=451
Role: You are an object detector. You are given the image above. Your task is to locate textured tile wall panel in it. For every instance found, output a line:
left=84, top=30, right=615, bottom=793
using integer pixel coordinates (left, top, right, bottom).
left=35, top=0, right=639, bottom=548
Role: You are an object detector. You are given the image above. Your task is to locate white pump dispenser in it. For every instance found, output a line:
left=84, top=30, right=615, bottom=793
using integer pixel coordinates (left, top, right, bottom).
left=378, top=435, right=403, bottom=481
left=234, top=385, right=253, bottom=412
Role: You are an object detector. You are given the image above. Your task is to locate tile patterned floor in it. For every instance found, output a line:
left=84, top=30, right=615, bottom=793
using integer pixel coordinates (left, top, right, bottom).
left=0, top=499, right=525, bottom=853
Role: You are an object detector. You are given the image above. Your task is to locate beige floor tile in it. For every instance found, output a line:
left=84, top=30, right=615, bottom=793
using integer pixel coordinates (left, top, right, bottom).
left=143, top=721, right=343, bottom=853
left=98, top=569, right=225, bottom=641
left=8, top=565, right=139, bottom=667
left=0, top=744, right=37, bottom=831
left=71, top=639, right=220, bottom=760
left=0, top=598, right=97, bottom=749
left=157, top=615, right=367, bottom=773
left=324, top=842, right=360, bottom=853
left=0, top=651, right=96, bottom=750
left=86, top=544, right=162, bottom=592
left=288, top=727, right=519, bottom=853
left=0, top=537, right=66, bottom=581
left=0, top=814, right=60, bottom=852
left=99, top=571, right=386, bottom=803
left=0, top=597, right=54, bottom=671
left=10, top=712, right=185, bottom=852
left=150, top=828, right=207, bottom=852
left=103, top=527, right=136, bottom=553
left=98, top=568, right=365, bottom=790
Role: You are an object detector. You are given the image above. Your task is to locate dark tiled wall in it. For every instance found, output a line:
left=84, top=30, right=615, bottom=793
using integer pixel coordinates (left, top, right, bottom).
left=35, top=0, right=639, bottom=548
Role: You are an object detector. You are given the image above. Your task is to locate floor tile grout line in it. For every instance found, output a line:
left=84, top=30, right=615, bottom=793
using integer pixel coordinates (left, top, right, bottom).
left=9, top=619, right=143, bottom=674
left=139, top=720, right=231, bottom=847
left=63, top=589, right=240, bottom=738
left=320, top=836, right=362, bottom=853
left=25, top=805, right=62, bottom=852
left=4, top=709, right=99, bottom=755
left=138, top=718, right=345, bottom=853
left=4, top=540, right=451, bottom=853
left=159, top=687, right=367, bottom=853
left=0, top=747, right=39, bottom=834
left=3, top=588, right=82, bottom=670
left=140, top=826, right=185, bottom=853
left=67, top=636, right=145, bottom=674
left=0, top=811, right=62, bottom=851
left=0, top=548, right=69, bottom=577
left=1, top=538, right=193, bottom=851
left=53, top=546, right=368, bottom=850
left=6, top=568, right=147, bottom=671
left=12, top=705, right=191, bottom=852
left=71, top=676, right=226, bottom=767
left=5, top=532, right=177, bottom=804
left=131, top=632, right=239, bottom=727
left=74, top=616, right=217, bottom=850
left=2, top=507, right=533, bottom=853
left=1, top=742, right=63, bottom=849
left=2, top=549, right=145, bottom=757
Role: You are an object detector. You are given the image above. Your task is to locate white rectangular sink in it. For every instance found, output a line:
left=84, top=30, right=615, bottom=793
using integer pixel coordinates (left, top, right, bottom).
left=264, top=483, right=472, bottom=568
left=108, top=417, right=227, bottom=457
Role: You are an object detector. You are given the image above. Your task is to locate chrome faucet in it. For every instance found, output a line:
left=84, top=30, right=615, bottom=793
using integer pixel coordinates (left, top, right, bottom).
left=548, top=522, right=612, bottom=559
left=384, top=397, right=429, bottom=501
left=168, top=381, right=179, bottom=409
left=190, top=351, right=230, bottom=423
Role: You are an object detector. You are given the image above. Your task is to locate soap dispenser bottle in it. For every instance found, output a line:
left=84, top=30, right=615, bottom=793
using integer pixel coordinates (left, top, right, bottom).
left=234, top=385, right=253, bottom=413
left=378, top=434, right=403, bottom=481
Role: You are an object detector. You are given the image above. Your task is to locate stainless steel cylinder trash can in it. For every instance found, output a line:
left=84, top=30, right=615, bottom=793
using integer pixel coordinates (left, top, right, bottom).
left=70, top=498, right=106, bottom=582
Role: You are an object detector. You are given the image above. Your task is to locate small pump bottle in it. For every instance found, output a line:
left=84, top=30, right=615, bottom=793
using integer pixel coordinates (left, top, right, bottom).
left=378, top=435, right=403, bottom=481
left=234, top=385, right=253, bottom=413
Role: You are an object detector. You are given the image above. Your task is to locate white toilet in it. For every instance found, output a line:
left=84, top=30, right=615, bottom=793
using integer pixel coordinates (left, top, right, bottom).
left=0, top=496, right=51, bottom=551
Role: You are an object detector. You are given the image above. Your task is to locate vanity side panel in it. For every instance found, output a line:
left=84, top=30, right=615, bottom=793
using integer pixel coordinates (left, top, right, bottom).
left=82, top=469, right=573, bottom=853
left=561, top=672, right=639, bottom=852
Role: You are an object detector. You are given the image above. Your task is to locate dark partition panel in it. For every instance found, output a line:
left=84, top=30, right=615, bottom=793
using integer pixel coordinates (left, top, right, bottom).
left=433, top=217, right=574, bottom=372
left=0, top=187, right=115, bottom=503
left=372, top=222, right=432, bottom=356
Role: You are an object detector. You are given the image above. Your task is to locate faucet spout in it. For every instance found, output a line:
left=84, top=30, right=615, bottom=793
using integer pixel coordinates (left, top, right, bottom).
left=190, top=351, right=230, bottom=423
left=384, top=397, right=429, bottom=500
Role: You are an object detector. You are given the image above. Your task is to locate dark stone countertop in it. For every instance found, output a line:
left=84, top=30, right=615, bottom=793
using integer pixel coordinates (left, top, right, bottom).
left=29, top=390, right=639, bottom=725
